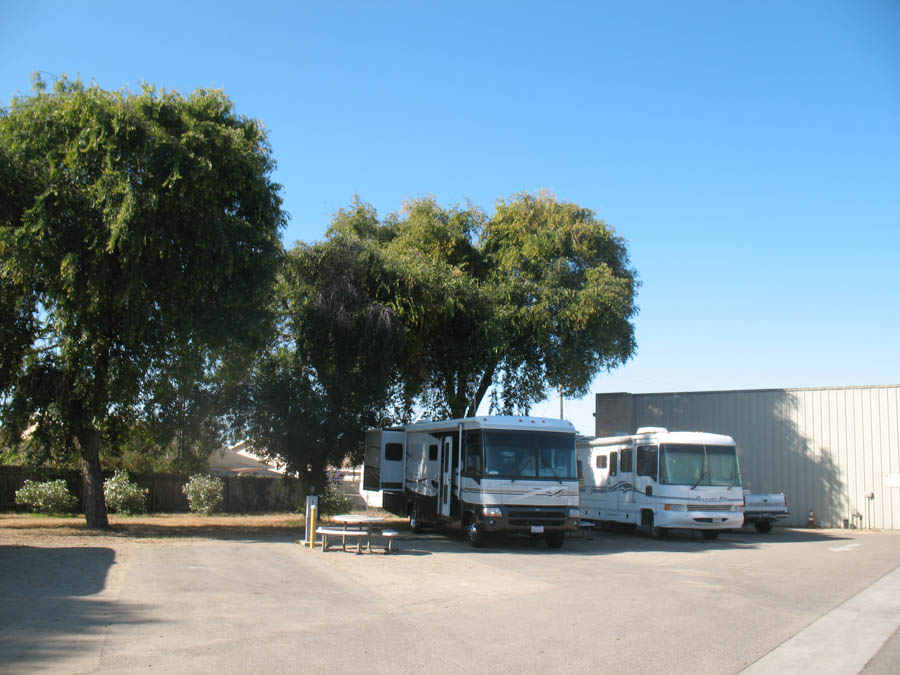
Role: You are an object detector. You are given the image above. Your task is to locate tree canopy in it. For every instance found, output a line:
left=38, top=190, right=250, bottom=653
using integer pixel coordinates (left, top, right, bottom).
left=0, top=77, right=285, bottom=527
left=231, top=193, right=638, bottom=491
left=481, top=192, right=638, bottom=413
left=325, top=192, right=639, bottom=418
left=227, top=228, right=410, bottom=491
left=1, top=76, right=638, bottom=508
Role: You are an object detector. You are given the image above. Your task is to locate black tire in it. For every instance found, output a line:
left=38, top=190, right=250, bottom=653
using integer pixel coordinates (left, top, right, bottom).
left=755, top=520, right=773, bottom=534
left=648, top=512, right=667, bottom=539
left=701, top=530, right=719, bottom=541
left=409, top=505, right=422, bottom=533
left=467, top=519, right=487, bottom=548
left=545, top=531, right=565, bottom=549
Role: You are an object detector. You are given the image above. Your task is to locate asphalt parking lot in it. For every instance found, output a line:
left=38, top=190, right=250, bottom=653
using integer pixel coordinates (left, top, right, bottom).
left=2, top=526, right=899, bottom=674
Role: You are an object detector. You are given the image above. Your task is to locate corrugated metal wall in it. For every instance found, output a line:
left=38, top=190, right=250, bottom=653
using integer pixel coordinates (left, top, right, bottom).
left=622, top=386, right=900, bottom=529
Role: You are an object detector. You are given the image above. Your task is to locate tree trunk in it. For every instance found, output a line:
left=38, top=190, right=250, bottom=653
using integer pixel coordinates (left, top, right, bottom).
left=465, top=363, right=498, bottom=418
left=297, top=468, right=312, bottom=498
left=75, top=427, right=109, bottom=530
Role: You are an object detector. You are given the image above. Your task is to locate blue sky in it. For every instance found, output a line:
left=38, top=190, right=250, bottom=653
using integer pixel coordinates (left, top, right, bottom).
left=3, top=1, right=899, bottom=435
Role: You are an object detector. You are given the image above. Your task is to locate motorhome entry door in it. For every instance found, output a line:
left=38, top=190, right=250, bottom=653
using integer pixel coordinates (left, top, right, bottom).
left=440, top=436, right=452, bottom=517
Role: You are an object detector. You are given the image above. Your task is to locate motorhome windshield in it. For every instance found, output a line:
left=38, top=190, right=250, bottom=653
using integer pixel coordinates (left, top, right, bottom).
left=658, top=444, right=741, bottom=487
left=483, top=430, right=576, bottom=480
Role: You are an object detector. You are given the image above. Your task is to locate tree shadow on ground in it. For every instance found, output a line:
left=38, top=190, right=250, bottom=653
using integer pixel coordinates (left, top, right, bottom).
left=0, top=513, right=309, bottom=543
left=383, top=523, right=857, bottom=557
left=0, top=546, right=156, bottom=670
left=104, top=521, right=307, bottom=542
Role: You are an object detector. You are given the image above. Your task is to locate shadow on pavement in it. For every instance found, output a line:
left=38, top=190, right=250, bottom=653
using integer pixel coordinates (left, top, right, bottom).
left=0, top=546, right=156, bottom=670
left=105, top=522, right=305, bottom=542
left=373, top=525, right=857, bottom=557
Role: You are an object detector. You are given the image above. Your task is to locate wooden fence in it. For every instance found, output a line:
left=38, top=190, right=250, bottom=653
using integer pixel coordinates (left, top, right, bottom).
left=0, top=466, right=306, bottom=514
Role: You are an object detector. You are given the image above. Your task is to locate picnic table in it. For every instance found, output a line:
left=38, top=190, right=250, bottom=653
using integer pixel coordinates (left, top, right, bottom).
left=317, top=514, right=399, bottom=553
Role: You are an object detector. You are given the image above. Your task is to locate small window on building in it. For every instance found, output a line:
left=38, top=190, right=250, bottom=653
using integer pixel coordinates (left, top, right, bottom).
left=385, top=443, right=403, bottom=462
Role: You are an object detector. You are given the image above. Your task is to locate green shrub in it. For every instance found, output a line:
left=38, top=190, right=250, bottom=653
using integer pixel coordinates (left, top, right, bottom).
left=15, top=479, right=78, bottom=514
left=182, top=474, right=224, bottom=515
left=318, top=481, right=353, bottom=516
left=103, top=469, right=148, bottom=515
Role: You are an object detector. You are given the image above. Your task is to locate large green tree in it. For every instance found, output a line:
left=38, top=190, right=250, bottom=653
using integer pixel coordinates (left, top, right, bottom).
left=235, top=193, right=637, bottom=484
left=0, top=77, right=285, bottom=527
left=332, top=192, right=639, bottom=418
left=479, top=192, right=638, bottom=414
left=228, top=225, right=407, bottom=493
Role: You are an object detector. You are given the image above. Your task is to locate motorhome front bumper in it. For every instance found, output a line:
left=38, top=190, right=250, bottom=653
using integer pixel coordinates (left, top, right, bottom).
left=656, top=509, right=744, bottom=530
left=478, top=505, right=579, bottom=533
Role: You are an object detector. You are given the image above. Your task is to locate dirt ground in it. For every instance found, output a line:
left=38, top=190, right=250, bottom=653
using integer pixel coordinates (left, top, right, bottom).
left=0, top=510, right=406, bottom=546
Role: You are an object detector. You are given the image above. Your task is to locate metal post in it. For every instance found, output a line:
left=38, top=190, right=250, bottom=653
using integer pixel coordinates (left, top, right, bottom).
left=865, top=491, right=875, bottom=529
left=304, top=494, right=319, bottom=546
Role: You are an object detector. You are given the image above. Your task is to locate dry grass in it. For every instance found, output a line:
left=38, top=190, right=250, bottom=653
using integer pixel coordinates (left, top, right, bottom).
left=0, top=510, right=406, bottom=546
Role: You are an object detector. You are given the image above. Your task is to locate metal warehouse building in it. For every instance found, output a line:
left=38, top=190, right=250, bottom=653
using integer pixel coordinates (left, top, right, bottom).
left=594, top=385, right=900, bottom=530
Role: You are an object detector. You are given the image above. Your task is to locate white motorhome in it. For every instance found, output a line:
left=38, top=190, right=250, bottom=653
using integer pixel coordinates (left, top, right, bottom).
left=363, top=416, right=580, bottom=548
left=576, top=428, right=744, bottom=540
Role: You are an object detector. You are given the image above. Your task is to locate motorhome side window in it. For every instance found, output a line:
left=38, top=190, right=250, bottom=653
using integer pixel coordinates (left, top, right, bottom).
left=595, top=455, right=607, bottom=470
left=636, top=445, right=658, bottom=478
left=620, top=448, right=633, bottom=473
left=428, top=444, right=438, bottom=462
left=385, top=443, right=403, bottom=461
left=463, top=429, right=483, bottom=477
left=609, top=451, right=618, bottom=476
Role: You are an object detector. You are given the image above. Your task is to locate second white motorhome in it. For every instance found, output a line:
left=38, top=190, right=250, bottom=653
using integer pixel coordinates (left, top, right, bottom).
left=577, top=428, right=744, bottom=540
left=363, top=416, right=580, bottom=548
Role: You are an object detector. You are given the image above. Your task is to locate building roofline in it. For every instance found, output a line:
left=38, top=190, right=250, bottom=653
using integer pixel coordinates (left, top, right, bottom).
left=599, top=384, right=900, bottom=397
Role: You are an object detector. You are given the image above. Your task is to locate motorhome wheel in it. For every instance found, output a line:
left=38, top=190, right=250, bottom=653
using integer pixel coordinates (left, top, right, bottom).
left=754, top=520, right=772, bottom=534
left=409, top=506, right=422, bottom=533
left=648, top=512, right=667, bottom=539
left=545, top=531, right=565, bottom=549
left=467, top=520, right=487, bottom=548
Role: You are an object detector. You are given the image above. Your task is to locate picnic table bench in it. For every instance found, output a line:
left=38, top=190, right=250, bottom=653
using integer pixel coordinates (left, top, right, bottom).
left=316, top=526, right=370, bottom=553
left=315, top=515, right=401, bottom=554
left=379, top=529, right=400, bottom=553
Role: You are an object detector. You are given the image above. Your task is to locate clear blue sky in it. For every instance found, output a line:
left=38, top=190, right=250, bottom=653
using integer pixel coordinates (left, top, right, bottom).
left=3, top=1, right=899, bottom=435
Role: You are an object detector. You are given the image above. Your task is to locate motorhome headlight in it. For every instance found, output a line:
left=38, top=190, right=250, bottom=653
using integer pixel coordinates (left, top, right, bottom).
left=568, top=508, right=580, bottom=519
left=664, top=503, right=687, bottom=511
left=483, top=506, right=503, bottom=518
